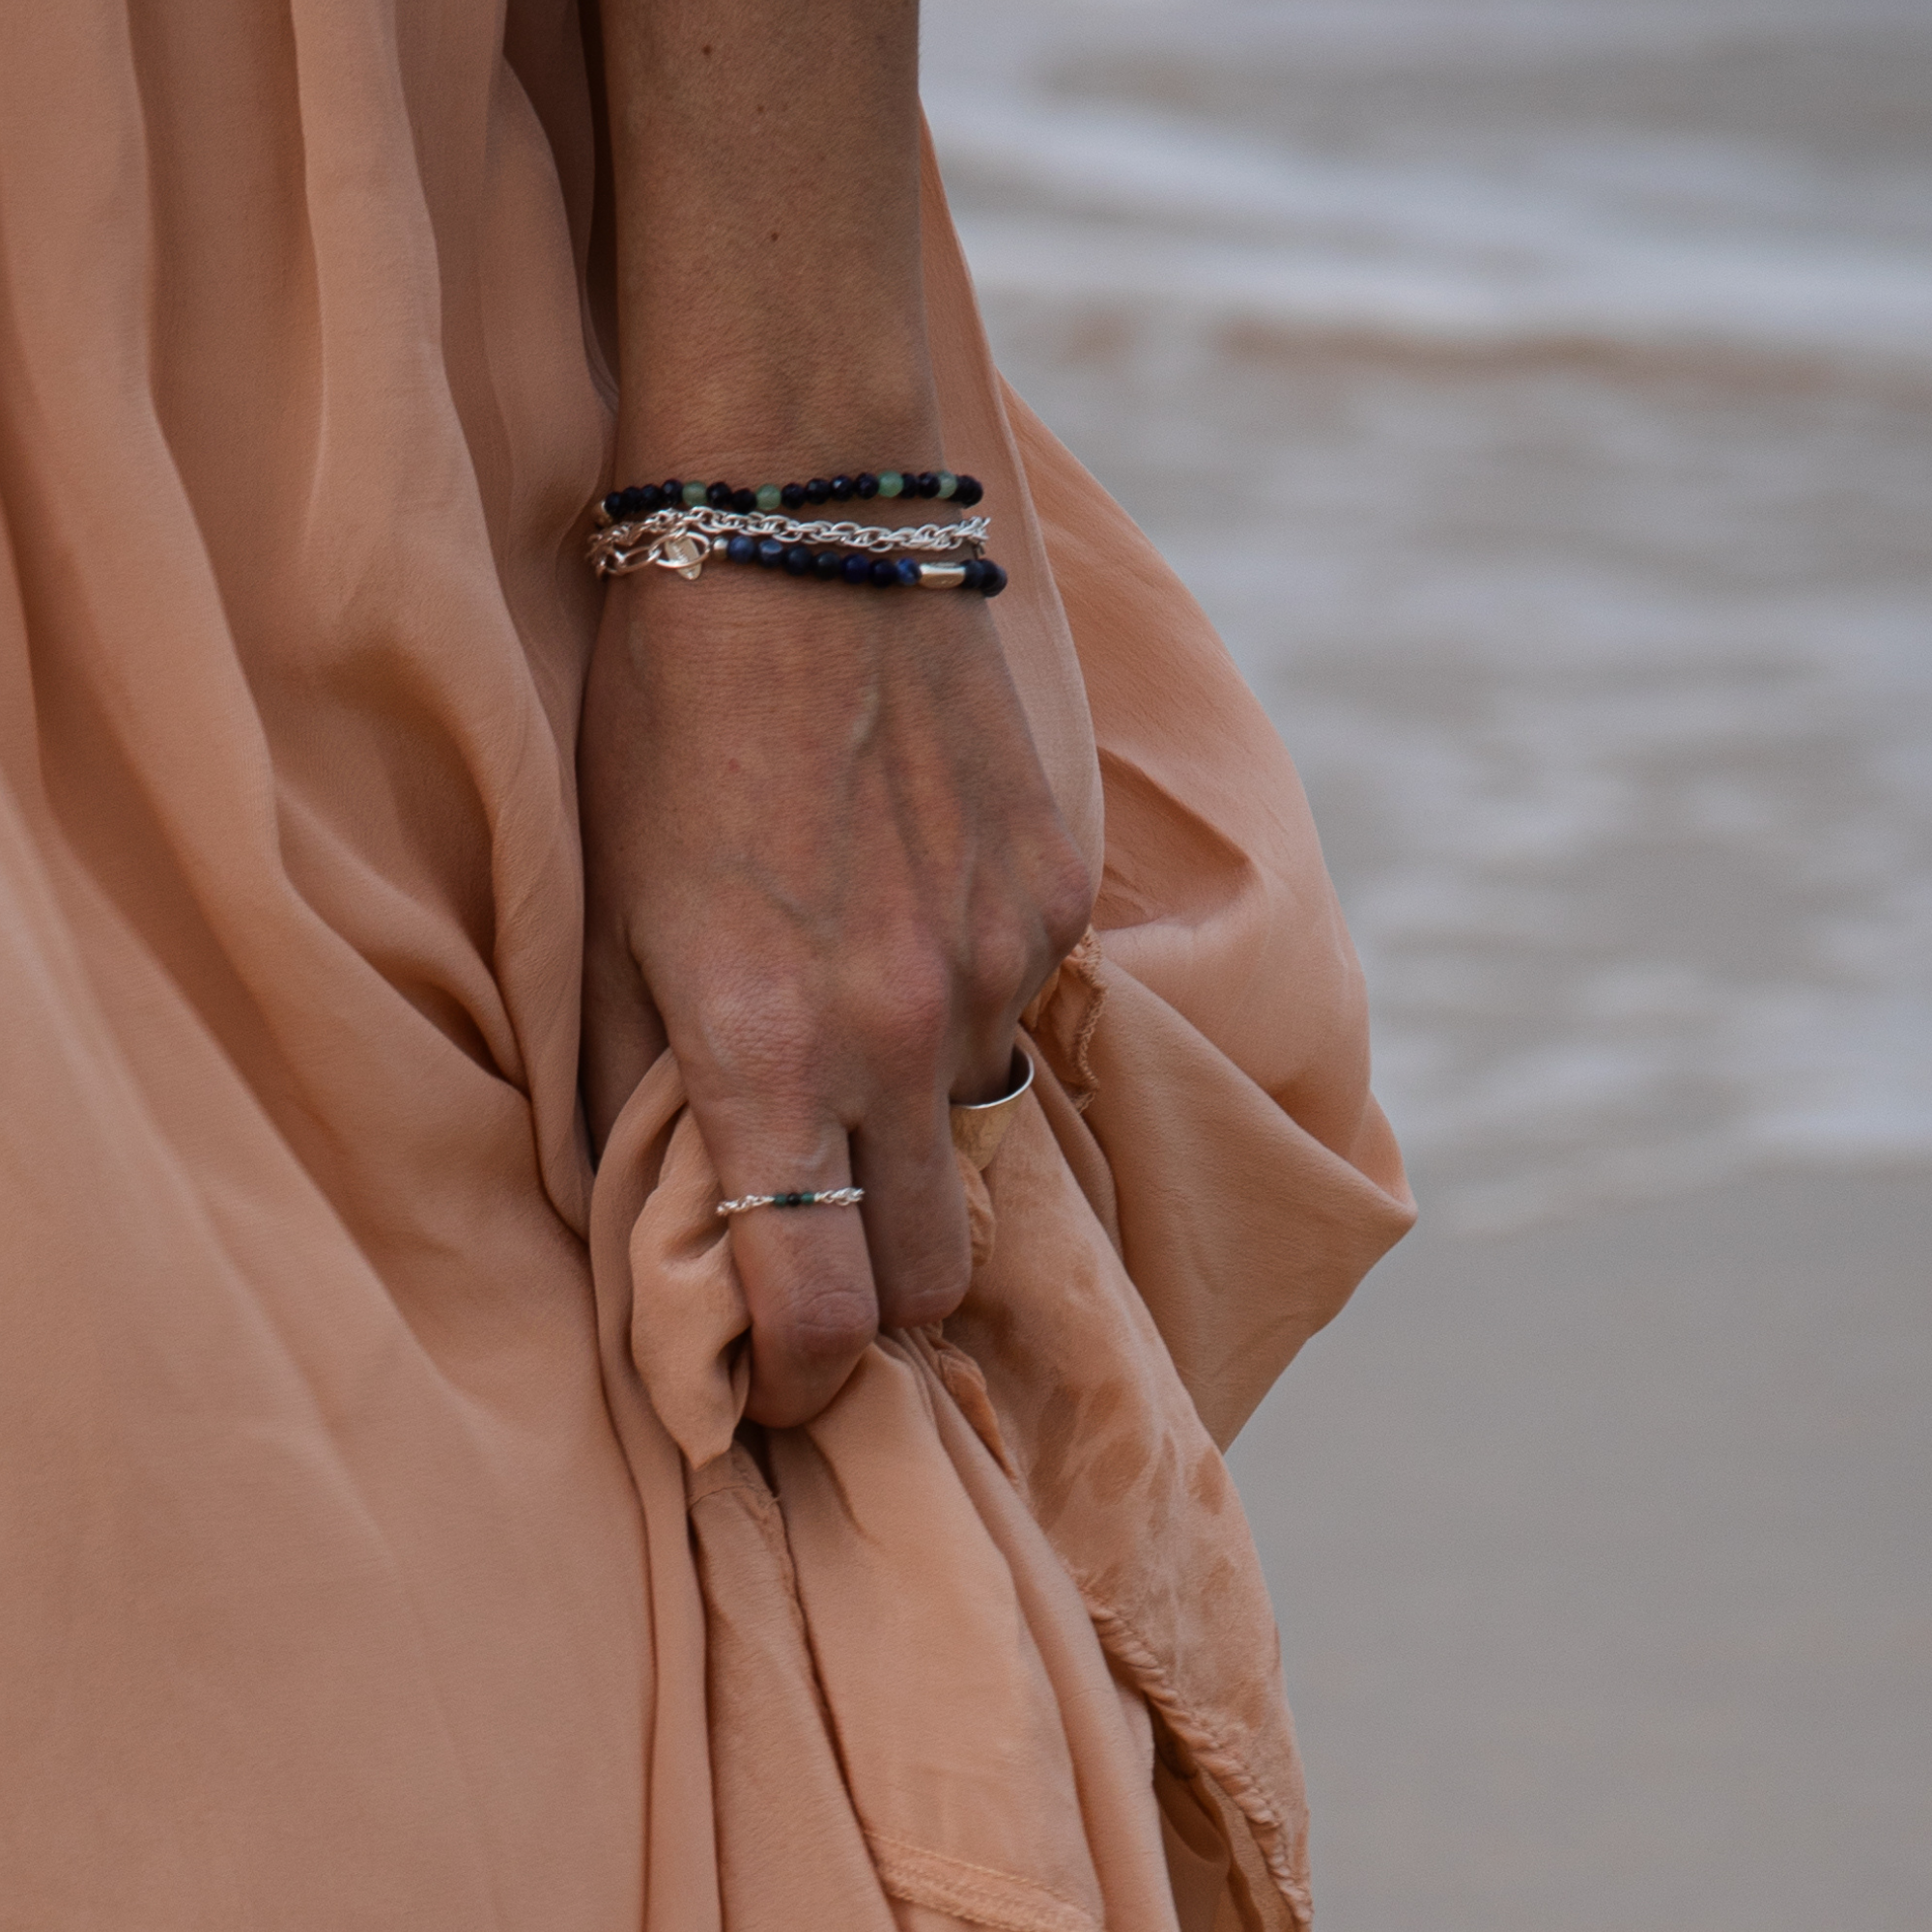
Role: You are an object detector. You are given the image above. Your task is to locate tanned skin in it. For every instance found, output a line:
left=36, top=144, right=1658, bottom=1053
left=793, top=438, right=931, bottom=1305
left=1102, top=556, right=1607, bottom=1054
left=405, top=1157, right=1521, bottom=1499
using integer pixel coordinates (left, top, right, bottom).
left=582, top=2, right=1092, bottom=1426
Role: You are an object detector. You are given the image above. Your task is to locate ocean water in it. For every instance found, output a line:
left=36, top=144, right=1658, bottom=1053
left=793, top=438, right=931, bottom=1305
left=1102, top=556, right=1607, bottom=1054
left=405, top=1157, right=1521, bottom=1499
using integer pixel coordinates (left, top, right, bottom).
left=925, top=0, right=1932, bottom=1229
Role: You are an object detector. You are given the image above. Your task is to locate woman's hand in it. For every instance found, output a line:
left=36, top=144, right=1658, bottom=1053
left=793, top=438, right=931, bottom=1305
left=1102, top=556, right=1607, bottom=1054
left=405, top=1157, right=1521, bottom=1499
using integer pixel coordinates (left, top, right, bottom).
left=580, top=566, right=1091, bottom=1427
left=582, top=0, right=1088, bottom=1423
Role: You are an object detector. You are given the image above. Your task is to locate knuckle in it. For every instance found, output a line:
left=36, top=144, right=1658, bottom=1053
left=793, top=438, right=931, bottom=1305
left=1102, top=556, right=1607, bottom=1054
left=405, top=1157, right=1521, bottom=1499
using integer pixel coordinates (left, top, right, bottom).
left=879, top=1250, right=970, bottom=1331
left=870, top=961, right=951, bottom=1064
left=769, top=1281, right=878, bottom=1366
left=693, top=976, right=827, bottom=1094
left=1036, top=840, right=1095, bottom=958
left=964, top=923, right=1033, bottom=1015
left=873, top=1197, right=972, bottom=1328
left=890, top=1277, right=970, bottom=1331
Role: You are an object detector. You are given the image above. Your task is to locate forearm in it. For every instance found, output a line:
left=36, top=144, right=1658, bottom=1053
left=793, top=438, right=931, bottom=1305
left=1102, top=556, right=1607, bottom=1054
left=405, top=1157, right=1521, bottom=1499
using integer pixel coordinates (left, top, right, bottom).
left=582, top=4, right=1090, bottom=1425
left=599, top=0, right=937, bottom=476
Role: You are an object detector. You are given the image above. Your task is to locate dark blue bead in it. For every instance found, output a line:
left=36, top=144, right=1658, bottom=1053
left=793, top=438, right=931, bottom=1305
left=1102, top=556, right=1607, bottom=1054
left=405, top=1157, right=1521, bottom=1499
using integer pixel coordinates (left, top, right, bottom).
left=783, top=545, right=812, bottom=576
left=781, top=482, right=807, bottom=510
left=640, top=484, right=666, bottom=513
left=914, top=472, right=940, bottom=497
left=603, top=492, right=625, bottom=519
left=829, top=475, right=854, bottom=500
left=706, top=481, right=733, bottom=508
left=980, top=561, right=1009, bottom=597
left=895, top=558, right=921, bottom=586
left=725, top=534, right=757, bottom=565
left=814, top=550, right=843, bottom=580
left=662, top=480, right=682, bottom=501
left=841, top=554, right=872, bottom=584
left=869, top=558, right=897, bottom=586
left=959, top=558, right=984, bottom=589
left=805, top=478, right=831, bottom=503
left=731, top=488, right=756, bottom=514
left=757, top=538, right=786, bottom=568
left=953, top=474, right=983, bottom=508
left=855, top=472, right=879, bottom=499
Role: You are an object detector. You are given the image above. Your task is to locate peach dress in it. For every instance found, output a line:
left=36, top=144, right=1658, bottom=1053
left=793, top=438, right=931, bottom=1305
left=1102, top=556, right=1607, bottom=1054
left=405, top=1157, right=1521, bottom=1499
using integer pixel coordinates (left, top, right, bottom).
left=0, top=4, right=1413, bottom=1928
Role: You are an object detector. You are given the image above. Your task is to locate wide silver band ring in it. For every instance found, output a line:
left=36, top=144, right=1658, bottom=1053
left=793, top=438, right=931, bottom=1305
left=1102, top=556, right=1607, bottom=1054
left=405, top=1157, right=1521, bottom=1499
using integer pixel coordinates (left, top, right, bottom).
left=949, top=1049, right=1035, bottom=1173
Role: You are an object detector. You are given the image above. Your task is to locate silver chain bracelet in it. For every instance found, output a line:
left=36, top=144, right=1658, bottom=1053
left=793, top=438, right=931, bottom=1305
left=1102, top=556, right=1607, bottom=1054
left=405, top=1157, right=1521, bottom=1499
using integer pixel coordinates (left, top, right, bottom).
left=589, top=504, right=990, bottom=581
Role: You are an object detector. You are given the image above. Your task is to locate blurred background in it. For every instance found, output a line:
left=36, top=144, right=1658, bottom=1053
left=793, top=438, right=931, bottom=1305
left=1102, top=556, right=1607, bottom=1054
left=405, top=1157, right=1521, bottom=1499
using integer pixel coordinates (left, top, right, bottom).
left=923, top=3, right=1932, bottom=1926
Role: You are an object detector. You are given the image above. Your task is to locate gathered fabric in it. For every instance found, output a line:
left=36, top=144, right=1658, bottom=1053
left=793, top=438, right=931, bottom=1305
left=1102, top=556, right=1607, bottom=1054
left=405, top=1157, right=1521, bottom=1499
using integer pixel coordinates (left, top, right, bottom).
left=0, top=4, right=1413, bottom=1929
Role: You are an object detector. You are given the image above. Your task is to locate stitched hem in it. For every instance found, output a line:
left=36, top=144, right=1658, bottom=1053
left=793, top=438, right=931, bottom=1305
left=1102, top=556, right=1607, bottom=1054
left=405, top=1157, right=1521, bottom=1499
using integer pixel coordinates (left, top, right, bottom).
left=1022, top=927, right=1109, bottom=1114
left=1058, top=930, right=1108, bottom=1110
left=866, top=1832, right=1101, bottom=1932
left=1077, top=1597, right=1314, bottom=1931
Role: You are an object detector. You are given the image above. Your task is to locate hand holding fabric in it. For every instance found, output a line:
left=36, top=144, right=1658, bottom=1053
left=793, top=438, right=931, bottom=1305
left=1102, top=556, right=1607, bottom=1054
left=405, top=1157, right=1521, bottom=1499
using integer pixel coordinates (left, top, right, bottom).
left=580, top=570, right=1090, bottom=1426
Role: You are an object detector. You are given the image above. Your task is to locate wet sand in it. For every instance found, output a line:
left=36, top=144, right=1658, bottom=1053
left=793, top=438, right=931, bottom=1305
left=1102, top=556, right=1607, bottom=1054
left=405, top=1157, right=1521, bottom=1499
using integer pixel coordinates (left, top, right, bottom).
left=1234, top=1164, right=1932, bottom=1932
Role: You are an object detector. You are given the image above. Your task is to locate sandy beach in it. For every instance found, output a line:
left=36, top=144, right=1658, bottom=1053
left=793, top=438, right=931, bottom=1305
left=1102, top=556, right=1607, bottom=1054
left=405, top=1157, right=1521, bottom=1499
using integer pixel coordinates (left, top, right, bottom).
left=1236, top=1166, right=1932, bottom=1931
left=927, top=3, right=1932, bottom=1923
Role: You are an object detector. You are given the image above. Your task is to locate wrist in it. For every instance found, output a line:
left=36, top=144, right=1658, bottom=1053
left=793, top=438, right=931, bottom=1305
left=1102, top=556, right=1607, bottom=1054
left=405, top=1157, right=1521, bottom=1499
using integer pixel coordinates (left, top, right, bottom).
left=620, top=381, right=942, bottom=487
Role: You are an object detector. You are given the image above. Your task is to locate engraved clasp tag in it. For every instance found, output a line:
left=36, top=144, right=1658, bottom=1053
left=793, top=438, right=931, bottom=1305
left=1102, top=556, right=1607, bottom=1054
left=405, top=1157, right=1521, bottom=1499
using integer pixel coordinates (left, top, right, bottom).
left=652, top=532, right=708, bottom=580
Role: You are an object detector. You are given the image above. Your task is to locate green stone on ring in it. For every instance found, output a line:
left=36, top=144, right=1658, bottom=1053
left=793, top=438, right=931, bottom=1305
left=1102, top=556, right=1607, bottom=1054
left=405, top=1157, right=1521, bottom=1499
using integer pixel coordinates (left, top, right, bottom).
left=877, top=470, right=904, bottom=497
left=935, top=470, right=957, bottom=498
left=681, top=480, right=706, bottom=506
left=755, top=483, right=781, bottom=512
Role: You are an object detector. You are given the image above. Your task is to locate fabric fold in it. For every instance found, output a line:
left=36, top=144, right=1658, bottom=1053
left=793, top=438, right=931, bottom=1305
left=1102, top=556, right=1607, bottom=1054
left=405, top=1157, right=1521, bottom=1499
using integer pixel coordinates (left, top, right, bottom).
left=0, top=11, right=1410, bottom=1929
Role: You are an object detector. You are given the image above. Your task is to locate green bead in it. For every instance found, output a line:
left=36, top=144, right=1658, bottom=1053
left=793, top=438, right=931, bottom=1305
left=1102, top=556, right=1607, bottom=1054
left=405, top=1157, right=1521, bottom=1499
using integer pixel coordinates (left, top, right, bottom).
left=755, top=483, right=781, bottom=512
left=877, top=470, right=903, bottom=497
left=681, top=480, right=706, bottom=506
left=935, top=470, right=957, bottom=499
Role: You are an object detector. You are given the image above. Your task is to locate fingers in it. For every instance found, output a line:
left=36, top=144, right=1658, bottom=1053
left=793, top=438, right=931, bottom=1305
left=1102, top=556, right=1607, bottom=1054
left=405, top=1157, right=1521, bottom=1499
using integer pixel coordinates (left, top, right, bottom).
left=734, top=1198, right=879, bottom=1428
left=687, top=1034, right=995, bottom=1426
left=698, top=1096, right=879, bottom=1429
left=852, top=1090, right=973, bottom=1332
left=631, top=893, right=1075, bottom=1427
left=845, top=962, right=980, bottom=1330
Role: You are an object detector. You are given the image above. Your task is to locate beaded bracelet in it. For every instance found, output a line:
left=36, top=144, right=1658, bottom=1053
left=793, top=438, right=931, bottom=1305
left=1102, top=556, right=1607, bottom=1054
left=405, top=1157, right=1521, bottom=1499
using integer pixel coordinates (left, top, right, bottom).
left=590, top=504, right=1008, bottom=596
left=716, top=537, right=1009, bottom=596
left=599, top=469, right=983, bottom=525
